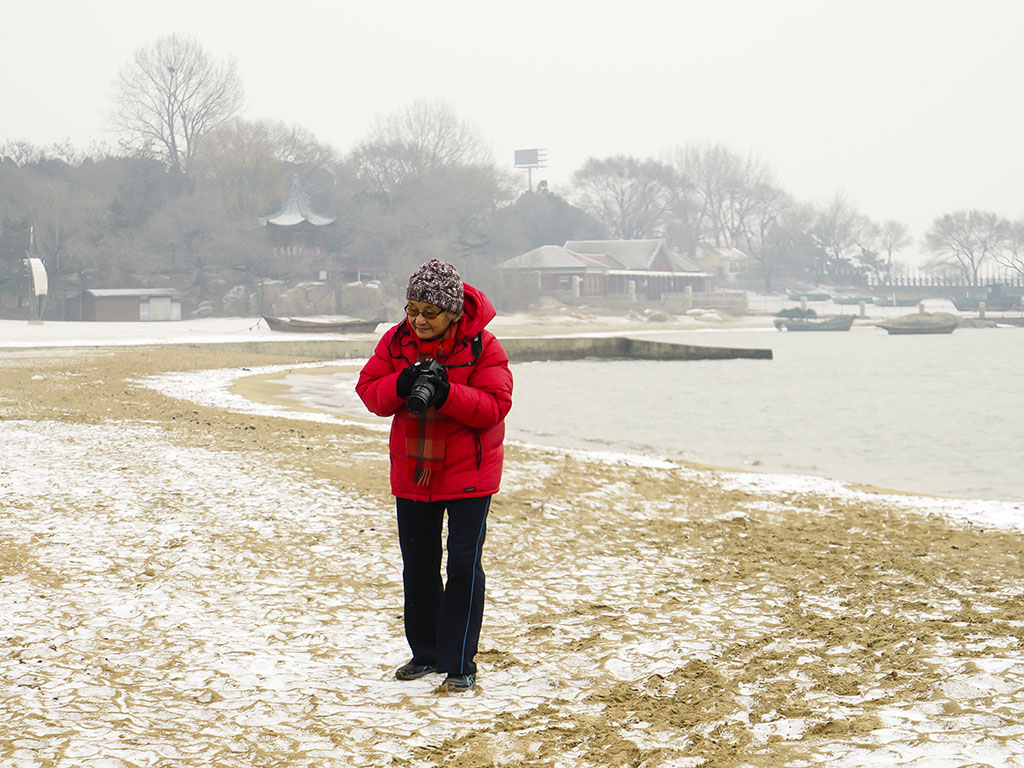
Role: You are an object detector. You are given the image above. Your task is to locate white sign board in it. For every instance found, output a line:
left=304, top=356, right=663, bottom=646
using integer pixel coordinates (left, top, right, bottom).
left=28, top=258, right=48, bottom=297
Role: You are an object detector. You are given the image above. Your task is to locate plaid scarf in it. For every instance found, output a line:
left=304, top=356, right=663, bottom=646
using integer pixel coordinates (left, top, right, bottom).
left=403, top=322, right=456, bottom=486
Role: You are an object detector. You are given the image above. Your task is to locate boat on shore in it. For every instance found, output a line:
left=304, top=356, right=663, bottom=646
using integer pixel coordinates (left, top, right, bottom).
left=872, top=296, right=922, bottom=307
left=832, top=294, right=873, bottom=305
left=774, top=314, right=855, bottom=332
left=786, top=289, right=831, bottom=302
left=877, top=312, right=959, bottom=335
left=775, top=307, right=819, bottom=319
left=950, top=285, right=1022, bottom=312
left=262, top=315, right=383, bottom=333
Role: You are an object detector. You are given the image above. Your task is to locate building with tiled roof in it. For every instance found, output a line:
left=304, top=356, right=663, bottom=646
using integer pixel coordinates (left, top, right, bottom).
left=695, top=243, right=752, bottom=284
left=498, top=239, right=711, bottom=299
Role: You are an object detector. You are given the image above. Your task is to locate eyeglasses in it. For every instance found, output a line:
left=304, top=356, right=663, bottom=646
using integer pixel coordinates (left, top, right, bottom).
left=405, top=304, right=444, bottom=320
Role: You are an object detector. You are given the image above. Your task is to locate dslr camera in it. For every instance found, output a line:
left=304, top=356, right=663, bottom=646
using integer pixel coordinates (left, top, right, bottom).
left=406, top=358, right=447, bottom=414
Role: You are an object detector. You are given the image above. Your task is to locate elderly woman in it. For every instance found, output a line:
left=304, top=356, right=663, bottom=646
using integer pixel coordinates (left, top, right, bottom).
left=356, top=259, right=513, bottom=692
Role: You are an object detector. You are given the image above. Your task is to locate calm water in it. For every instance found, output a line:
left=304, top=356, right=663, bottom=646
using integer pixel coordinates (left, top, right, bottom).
left=275, top=325, right=1024, bottom=501
left=508, top=326, right=1024, bottom=501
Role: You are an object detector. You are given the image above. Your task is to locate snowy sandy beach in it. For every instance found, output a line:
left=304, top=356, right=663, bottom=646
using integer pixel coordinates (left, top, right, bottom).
left=2, top=317, right=1024, bottom=767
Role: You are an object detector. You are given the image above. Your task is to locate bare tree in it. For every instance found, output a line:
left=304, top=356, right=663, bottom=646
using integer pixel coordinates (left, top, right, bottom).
left=571, top=155, right=674, bottom=240
left=996, top=217, right=1024, bottom=278
left=1, top=140, right=42, bottom=166
left=666, top=143, right=729, bottom=246
left=661, top=174, right=704, bottom=256
left=350, top=99, right=490, bottom=195
left=747, top=200, right=817, bottom=284
left=191, top=119, right=286, bottom=217
left=110, top=34, right=243, bottom=176
left=925, top=209, right=1004, bottom=283
left=873, top=219, right=912, bottom=282
left=665, top=142, right=774, bottom=248
left=343, top=102, right=508, bottom=280
left=723, top=158, right=776, bottom=248
left=811, top=193, right=869, bottom=280
left=46, top=140, right=84, bottom=166
left=270, top=122, right=339, bottom=169
left=193, top=119, right=339, bottom=217
left=854, top=227, right=886, bottom=282
left=741, top=184, right=795, bottom=291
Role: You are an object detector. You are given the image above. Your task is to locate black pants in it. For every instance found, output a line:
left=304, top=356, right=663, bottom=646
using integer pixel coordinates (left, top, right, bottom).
left=396, top=495, right=490, bottom=676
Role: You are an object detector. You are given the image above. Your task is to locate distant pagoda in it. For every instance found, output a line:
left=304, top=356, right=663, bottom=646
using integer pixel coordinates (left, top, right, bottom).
left=259, top=177, right=335, bottom=258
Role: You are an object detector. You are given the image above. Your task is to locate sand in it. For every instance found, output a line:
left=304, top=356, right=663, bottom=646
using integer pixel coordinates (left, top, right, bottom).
left=2, top=341, right=1023, bottom=767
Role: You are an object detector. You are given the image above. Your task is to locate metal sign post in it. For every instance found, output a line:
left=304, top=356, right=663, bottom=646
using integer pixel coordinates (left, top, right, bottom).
left=514, top=148, right=547, bottom=192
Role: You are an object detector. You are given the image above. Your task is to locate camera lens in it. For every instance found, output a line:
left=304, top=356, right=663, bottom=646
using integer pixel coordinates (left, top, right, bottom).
left=406, top=377, right=437, bottom=414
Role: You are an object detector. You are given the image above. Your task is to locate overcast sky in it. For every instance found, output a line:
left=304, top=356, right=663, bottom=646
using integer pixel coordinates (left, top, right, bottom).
left=2, top=0, right=1020, bottom=262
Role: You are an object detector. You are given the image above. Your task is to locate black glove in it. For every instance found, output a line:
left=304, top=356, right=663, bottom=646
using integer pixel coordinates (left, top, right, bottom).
left=428, top=375, right=450, bottom=409
left=396, top=364, right=419, bottom=398
left=414, top=363, right=449, bottom=409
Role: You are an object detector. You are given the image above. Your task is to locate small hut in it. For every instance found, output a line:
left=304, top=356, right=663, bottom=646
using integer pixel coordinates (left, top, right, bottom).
left=79, top=289, right=182, bottom=321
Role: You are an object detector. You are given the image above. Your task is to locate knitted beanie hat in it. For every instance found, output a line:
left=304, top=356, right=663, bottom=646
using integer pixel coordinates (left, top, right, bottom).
left=406, top=259, right=464, bottom=316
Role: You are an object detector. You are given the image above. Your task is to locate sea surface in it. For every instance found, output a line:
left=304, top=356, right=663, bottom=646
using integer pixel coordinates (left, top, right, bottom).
left=273, top=322, right=1024, bottom=502
left=509, top=325, right=1024, bottom=501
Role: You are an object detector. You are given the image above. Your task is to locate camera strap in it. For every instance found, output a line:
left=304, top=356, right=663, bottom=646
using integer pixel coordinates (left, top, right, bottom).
left=444, top=333, right=483, bottom=370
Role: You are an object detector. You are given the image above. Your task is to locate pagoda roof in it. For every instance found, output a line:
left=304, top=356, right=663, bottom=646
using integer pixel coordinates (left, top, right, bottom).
left=260, top=179, right=335, bottom=228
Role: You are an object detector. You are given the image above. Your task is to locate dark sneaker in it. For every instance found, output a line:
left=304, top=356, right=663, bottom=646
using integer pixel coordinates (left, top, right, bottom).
left=395, top=662, right=437, bottom=681
left=440, top=673, right=476, bottom=692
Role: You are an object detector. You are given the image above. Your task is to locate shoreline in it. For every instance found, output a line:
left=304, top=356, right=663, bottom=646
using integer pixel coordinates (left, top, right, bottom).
left=224, top=360, right=1023, bottom=526
left=0, top=311, right=777, bottom=350
left=3, top=307, right=1020, bottom=511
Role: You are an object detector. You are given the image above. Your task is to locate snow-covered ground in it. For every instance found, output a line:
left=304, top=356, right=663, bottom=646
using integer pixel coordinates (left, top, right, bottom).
left=0, top=316, right=362, bottom=348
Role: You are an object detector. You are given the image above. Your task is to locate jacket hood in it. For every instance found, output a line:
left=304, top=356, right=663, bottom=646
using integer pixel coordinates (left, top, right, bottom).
left=456, top=283, right=495, bottom=339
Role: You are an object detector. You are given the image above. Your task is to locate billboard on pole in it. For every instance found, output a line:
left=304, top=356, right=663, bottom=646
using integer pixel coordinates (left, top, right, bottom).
left=514, top=148, right=547, bottom=167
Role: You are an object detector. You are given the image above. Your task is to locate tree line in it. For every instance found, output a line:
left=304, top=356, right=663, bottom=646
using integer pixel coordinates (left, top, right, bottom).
left=1, top=34, right=1020, bottom=317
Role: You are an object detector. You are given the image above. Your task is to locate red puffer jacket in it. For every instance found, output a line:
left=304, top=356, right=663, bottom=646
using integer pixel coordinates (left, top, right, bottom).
left=356, top=284, right=513, bottom=501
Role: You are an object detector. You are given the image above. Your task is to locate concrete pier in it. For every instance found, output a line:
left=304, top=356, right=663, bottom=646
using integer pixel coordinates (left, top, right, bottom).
left=175, top=335, right=773, bottom=362
left=500, top=335, right=772, bottom=361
